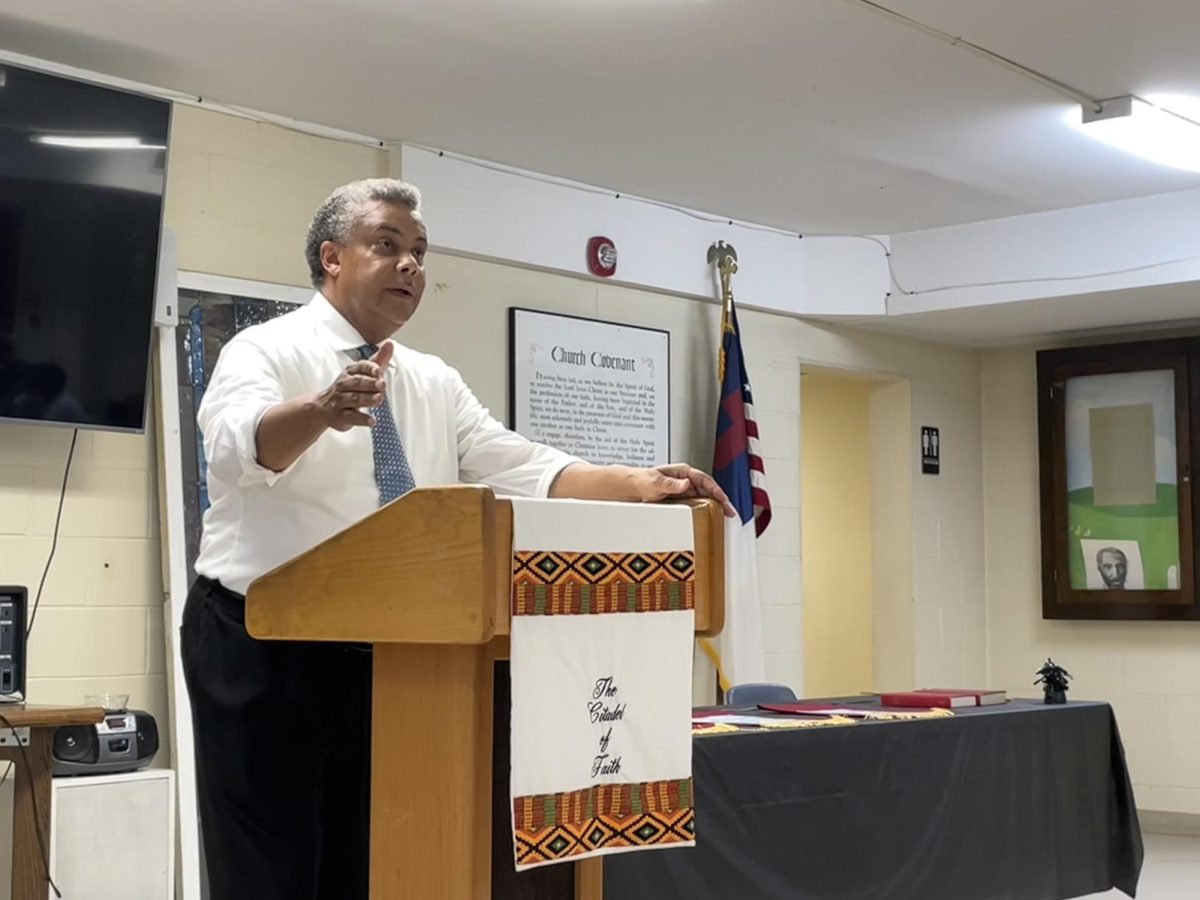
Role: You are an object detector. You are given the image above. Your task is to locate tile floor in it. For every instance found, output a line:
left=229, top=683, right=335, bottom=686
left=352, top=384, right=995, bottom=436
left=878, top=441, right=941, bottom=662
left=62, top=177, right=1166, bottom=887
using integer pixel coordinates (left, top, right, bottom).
left=1084, top=833, right=1200, bottom=899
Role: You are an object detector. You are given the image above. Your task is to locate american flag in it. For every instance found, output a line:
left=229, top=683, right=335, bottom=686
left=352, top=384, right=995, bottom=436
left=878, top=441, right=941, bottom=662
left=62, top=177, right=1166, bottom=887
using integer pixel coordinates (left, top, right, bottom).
left=714, top=299, right=772, bottom=538
left=700, top=296, right=770, bottom=693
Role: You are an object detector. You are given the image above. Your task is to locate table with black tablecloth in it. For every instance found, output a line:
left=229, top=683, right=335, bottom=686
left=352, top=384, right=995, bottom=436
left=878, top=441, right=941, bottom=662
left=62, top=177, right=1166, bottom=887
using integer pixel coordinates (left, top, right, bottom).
left=603, top=698, right=1143, bottom=900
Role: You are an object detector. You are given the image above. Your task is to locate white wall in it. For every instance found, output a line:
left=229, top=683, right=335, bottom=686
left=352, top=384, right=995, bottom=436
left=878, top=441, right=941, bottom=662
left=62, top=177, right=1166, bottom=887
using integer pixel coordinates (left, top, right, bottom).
left=0, top=421, right=168, bottom=739
left=166, top=107, right=387, bottom=286
left=889, top=188, right=1200, bottom=314
left=395, top=145, right=890, bottom=317
left=0, top=417, right=168, bottom=898
left=982, top=344, right=1200, bottom=816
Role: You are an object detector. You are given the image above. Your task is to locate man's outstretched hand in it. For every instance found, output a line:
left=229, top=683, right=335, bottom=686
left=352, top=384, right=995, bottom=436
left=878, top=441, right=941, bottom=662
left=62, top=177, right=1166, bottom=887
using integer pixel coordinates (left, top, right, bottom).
left=316, top=341, right=393, bottom=431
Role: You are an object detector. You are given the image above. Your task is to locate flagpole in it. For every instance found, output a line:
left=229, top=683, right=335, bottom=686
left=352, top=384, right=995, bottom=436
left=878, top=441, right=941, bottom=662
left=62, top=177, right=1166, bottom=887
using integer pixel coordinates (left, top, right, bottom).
left=704, top=242, right=739, bottom=703
left=703, top=240, right=773, bottom=706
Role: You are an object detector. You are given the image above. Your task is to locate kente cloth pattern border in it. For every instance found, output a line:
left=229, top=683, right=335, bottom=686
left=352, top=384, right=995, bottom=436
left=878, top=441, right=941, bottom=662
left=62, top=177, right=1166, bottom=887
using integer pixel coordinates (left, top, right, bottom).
left=513, top=779, right=694, bottom=867
left=513, top=550, right=695, bottom=616
left=515, top=778, right=693, bottom=830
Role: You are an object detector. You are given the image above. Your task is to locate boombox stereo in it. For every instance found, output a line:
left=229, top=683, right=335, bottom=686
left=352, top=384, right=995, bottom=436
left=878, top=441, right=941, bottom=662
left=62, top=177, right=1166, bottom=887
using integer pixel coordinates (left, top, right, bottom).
left=52, top=710, right=158, bottom=776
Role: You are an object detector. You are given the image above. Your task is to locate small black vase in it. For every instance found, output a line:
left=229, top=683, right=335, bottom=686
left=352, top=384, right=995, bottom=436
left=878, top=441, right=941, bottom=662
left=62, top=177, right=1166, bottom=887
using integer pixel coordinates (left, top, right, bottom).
left=1044, top=689, right=1067, bottom=705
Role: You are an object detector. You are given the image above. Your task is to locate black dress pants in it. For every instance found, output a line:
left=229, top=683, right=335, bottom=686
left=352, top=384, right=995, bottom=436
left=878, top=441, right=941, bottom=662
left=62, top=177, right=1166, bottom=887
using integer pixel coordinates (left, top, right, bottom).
left=181, top=575, right=373, bottom=900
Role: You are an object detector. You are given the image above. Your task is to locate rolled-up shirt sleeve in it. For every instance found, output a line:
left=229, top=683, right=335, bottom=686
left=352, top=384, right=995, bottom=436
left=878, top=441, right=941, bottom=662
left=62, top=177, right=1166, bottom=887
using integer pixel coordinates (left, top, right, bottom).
left=453, top=368, right=580, bottom=497
left=197, top=337, right=294, bottom=488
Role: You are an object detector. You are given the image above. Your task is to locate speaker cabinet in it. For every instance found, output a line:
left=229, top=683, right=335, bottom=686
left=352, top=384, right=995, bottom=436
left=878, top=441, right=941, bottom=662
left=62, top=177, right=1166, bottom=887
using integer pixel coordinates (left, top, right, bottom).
left=49, top=769, right=176, bottom=899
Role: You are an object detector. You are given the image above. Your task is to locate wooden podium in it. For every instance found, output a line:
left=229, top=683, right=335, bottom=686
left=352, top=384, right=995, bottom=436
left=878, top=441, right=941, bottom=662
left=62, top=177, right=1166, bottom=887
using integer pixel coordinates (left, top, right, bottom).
left=245, top=486, right=725, bottom=900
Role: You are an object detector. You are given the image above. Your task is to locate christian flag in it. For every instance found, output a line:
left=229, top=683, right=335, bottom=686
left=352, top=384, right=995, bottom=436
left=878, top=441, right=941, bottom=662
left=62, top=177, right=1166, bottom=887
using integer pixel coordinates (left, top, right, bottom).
left=700, top=297, right=771, bottom=693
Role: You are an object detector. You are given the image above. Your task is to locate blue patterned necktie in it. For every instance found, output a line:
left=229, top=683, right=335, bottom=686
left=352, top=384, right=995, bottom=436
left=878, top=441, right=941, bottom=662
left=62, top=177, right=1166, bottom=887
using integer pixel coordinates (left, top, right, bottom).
left=357, top=344, right=416, bottom=505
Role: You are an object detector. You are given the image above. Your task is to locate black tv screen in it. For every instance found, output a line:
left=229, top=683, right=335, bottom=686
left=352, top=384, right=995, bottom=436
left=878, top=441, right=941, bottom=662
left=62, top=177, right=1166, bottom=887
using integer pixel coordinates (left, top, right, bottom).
left=0, top=63, right=170, bottom=431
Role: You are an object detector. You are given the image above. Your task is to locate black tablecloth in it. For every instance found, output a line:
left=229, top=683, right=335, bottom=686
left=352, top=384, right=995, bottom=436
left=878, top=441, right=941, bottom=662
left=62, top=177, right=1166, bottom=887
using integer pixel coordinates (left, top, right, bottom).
left=603, top=699, right=1143, bottom=900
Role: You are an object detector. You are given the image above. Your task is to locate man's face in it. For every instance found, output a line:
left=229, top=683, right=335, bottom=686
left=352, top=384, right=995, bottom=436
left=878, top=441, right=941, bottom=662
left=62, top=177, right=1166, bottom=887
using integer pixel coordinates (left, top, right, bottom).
left=322, top=200, right=428, bottom=339
left=1098, top=550, right=1127, bottom=589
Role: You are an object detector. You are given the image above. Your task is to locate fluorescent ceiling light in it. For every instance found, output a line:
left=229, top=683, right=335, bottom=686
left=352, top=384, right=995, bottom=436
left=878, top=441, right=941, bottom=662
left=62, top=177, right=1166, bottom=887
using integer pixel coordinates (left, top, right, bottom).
left=1072, top=95, right=1200, bottom=174
left=32, top=135, right=165, bottom=150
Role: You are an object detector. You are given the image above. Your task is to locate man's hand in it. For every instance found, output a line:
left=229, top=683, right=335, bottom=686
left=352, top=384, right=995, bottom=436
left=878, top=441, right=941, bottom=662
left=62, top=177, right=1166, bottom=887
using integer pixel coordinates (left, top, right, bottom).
left=255, top=342, right=393, bottom=472
left=551, top=462, right=738, bottom=518
left=631, top=464, right=737, bottom=518
left=315, top=342, right=392, bottom=431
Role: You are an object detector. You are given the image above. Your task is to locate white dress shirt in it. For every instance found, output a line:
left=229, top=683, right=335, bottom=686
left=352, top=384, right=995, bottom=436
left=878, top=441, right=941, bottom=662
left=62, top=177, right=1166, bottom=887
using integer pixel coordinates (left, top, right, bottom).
left=194, top=292, right=580, bottom=595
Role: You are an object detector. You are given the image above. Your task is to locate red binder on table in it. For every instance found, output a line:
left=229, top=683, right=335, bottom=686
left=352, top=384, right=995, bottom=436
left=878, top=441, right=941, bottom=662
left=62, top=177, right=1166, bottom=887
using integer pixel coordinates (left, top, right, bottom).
left=881, top=689, right=1006, bottom=709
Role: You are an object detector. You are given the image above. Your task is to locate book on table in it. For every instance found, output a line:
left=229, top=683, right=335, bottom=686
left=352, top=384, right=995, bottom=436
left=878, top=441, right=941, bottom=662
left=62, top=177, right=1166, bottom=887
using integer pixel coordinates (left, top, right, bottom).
left=880, top=689, right=1007, bottom=709
left=920, top=688, right=1007, bottom=706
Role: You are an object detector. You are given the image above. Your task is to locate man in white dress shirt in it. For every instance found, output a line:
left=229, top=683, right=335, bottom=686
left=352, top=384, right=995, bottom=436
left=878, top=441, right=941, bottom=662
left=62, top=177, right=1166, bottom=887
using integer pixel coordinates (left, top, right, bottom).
left=181, top=178, right=731, bottom=900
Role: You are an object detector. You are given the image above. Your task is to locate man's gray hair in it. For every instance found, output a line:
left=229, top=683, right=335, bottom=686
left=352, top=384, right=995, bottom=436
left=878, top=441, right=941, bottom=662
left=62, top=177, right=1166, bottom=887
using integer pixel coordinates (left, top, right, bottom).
left=304, top=178, right=423, bottom=286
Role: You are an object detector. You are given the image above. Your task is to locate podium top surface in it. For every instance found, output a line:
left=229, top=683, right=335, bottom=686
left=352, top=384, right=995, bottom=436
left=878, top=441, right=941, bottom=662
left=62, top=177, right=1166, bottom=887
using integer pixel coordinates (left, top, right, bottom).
left=246, top=486, right=725, bottom=645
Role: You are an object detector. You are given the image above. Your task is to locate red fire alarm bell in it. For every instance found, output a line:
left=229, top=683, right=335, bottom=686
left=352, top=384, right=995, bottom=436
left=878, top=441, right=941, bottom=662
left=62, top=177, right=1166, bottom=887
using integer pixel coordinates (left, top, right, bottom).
left=587, top=236, right=618, bottom=278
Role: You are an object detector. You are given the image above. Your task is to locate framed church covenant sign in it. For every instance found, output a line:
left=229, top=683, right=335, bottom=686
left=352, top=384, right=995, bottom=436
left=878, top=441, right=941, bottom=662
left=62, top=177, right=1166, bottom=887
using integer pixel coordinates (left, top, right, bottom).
left=509, top=308, right=670, bottom=466
left=1038, top=338, right=1198, bottom=620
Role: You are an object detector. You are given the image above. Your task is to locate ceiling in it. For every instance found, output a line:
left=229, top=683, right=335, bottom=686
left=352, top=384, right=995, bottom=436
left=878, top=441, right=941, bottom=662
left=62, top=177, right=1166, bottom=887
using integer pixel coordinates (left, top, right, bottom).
left=4, top=0, right=1200, bottom=236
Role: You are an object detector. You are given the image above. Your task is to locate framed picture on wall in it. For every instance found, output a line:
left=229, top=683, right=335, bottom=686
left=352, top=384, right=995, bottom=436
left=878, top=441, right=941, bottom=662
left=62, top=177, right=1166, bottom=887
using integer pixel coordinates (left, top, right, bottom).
left=508, top=307, right=670, bottom=466
left=1037, top=338, right=1197, bottom=620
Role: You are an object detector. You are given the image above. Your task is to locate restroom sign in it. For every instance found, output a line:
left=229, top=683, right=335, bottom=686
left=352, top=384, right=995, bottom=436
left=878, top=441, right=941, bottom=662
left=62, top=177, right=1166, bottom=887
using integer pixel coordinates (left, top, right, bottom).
left=921, top=426, right=940, bottom=476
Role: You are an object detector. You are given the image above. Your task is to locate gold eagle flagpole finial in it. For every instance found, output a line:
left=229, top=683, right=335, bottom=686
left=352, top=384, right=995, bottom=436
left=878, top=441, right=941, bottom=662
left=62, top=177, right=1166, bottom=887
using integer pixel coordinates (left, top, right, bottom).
left=707, top=241, right=738, bottom=382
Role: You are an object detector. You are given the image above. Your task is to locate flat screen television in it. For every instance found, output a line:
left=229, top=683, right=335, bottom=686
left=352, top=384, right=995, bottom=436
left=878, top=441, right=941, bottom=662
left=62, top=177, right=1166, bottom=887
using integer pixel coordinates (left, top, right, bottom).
left=0, top=62, right=170, bottom=432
